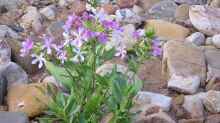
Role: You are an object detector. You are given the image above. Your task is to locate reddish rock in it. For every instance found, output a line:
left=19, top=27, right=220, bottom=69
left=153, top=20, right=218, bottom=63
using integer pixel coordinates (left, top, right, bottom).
left=206, top=114, right=220, bottom=123
left=102, top=4, right=118, bottom=14
left=117, top=0, right=138, bottom=8
left=179, top=118, right=204, bottom=123
left=70, top=0, right=86, bottom=15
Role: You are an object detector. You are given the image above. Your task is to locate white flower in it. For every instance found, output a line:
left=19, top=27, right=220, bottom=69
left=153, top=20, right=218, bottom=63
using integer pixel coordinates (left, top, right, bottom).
left=71, top=28, right=85, bottom=48
left=71, top=48, right=86, bottom=63
left=63, top=32, right=73, bottom=46
left=31, top=53, right=46, bottom=69
left=115, top=45, right=127, bottom=59
left=86, top=3, right=96, bottom=13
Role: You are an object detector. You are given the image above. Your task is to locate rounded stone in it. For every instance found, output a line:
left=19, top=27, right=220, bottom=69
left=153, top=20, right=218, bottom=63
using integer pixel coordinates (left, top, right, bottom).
left=212, top=34, right=220, bottom=48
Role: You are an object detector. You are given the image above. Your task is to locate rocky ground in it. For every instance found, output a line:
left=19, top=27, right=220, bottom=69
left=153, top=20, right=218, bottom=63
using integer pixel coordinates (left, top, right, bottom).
left=1, top=0, right=220, bottom=123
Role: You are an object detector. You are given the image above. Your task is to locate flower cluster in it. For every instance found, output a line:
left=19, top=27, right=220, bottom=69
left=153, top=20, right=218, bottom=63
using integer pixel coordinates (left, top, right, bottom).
left=20, top=10, right=124, bottom=68
left=132, top=29, right=162, bottom=57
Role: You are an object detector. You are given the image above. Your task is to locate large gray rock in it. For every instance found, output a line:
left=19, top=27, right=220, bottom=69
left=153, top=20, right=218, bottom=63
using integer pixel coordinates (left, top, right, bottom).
left=0, top=75, right=6, bottom=105
left=174, top=0, right=207, bottom=5
left=163, top=41, right=206, bottom=94
left=189, top=5, right=220, bottom=36
left=204, top=47, right=220, bottom=81
left=148, top=0, right=178, bottom=21
left=0, top=25, right=21, bottom=39
left=2, top=62, right=28, bottom=86
left=134, top=91, right=172, bottom=111
left=0, top=112, right=29, bottom=123
left=0, top=0, right=24, bottom=10
left=182, top=93, right=205, bottom=118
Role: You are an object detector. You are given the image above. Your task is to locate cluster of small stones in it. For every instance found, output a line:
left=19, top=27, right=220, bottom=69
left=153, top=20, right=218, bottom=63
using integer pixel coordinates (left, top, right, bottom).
left=2, top=0, right=220, bottom=123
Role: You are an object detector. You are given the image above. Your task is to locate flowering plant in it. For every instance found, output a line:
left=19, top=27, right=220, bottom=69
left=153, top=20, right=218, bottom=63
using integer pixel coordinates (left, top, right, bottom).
left=20, top=1, right=162, bottom=122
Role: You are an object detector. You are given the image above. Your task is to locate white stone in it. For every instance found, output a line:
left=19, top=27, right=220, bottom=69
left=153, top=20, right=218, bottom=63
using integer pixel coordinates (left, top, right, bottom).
left=186, top=32, right=205, bottom=46
left=212, top=34, right=220, bottom=48
left=168, top=74, right=200, bottom=94
left=40, top=5, right=56, bottom=20
left=134, top=91, right=172, bottom=111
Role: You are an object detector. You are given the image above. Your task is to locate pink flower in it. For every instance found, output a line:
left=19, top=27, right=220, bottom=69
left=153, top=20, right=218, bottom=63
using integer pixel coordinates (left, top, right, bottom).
left=42, top=35, right=54, bottom=54
left=151, top=38, right=162, bottom=57
left=20, top=38, right=34, bottom=57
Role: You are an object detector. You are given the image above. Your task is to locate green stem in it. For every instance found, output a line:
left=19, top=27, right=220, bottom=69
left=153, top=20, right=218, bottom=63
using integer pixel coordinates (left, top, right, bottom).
left=92, top=39, right=96, bottom=91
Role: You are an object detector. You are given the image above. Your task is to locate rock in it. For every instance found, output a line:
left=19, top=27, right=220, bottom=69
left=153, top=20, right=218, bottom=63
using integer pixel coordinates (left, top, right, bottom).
left=203, top=90, right=220, bottom=113
left=174, top=0, right=207, bottom=5
left=100, top=113, right=113, bottom=123
left=20, top=6, right=42, bottom=32
left=189, top=5, right=220, bottom=36
left=58, top=0, right=68, bottom=7
left=117, top=0, right=137, bottom=8
left=40, top=5, right=56, bottom=20
left=107, top=24, right=137, bottom=49
left=132, top=5, right=144, bottom=15
left=209, top=0, right=220, bottom=8
left=102, top=4, right=118, bottom=14
left=135, top=110, right=175, bottom=123
left=69, top=0, right=86, bottom=15
left=7, top=83, right=52, bottom=117
left=0, top=75, right=7, bottom=105
left=186, top=32, right=205, bottom=46
left=137, top=0, right=161, bottom=11
left=0, top=0, right=24, bottom=10
left=148, top=0, right=178, bottom=21
left=206, top=37, right=213, bottom=45
left=206, top=114, right=220, bottom=123
left=42, top=75, right=65, bottom=91
left=0, top=25, right=21, bottom=39
left=212, top=34, right=220, bottom=48
left=182, top=93, right=205, bottom=118
left=96, top=62, right=140, bottom=84
left=163, top=41, right=206, bottom=94
left=138, top=58, right=166, bottom=85
left=115, top=8, right=143, bottom=24
left=179, top=118, right=204, bottom=123
left=47, top=21, right=64, bottom=43
left=1, top=62, right=28, bottom=86
left=0, top=112, right=29, bottom=123
left=0, top=40, right=11, bottom=65
left=6, top=38, right=39, bottom=74
left=204, top=47, right=220, bottom=80
left=146, top=19, right=190, bottom=41
left=134, top=91, right=172, bottom=111
left=175, top=4, right=190, bottom=21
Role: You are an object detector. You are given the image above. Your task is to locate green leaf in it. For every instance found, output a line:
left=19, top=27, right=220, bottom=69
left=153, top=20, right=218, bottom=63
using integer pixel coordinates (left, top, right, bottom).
left=45, top=61, right=73, bottom=90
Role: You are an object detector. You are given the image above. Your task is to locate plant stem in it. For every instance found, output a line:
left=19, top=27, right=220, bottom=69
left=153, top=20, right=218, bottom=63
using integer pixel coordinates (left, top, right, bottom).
left=92, top=39, right=96, bottom=91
